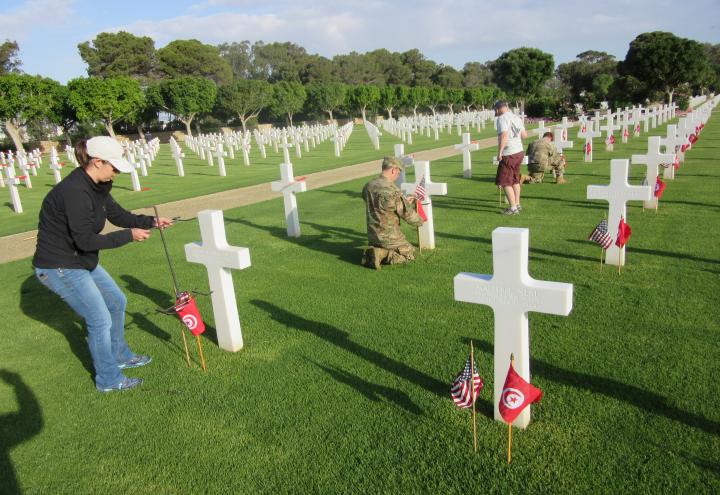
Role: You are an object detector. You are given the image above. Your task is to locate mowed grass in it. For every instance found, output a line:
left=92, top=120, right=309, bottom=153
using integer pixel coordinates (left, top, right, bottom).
left=0, top=114, right=718, bottom=494
left=0, top=121, right=512, bottom=237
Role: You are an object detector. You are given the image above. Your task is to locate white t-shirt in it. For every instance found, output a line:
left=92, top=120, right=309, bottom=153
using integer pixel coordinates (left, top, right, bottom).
left=496, top=111, right=525, bottom=156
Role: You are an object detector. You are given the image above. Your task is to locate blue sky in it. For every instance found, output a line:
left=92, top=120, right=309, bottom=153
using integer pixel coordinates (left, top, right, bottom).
left=3, top=0, right=719, bottom=83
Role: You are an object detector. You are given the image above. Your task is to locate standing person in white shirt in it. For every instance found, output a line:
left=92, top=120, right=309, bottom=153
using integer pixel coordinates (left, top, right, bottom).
left=494, top=100, right=528, bottom=215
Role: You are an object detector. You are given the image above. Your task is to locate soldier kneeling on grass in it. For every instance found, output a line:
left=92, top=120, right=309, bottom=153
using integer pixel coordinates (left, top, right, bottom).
left=361, top=156, right=424, bottom=269
left=524, top=132, right=567, bottom=184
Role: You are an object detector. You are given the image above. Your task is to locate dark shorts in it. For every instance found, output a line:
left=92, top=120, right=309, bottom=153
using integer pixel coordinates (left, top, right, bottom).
left=495, top=151, right=524, bottom=186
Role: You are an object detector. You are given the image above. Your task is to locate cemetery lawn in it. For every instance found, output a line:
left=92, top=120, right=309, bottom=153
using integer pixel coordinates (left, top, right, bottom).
left=1, top=116, right=718, bottom=494
left=0, top=123, right=516, bottom=237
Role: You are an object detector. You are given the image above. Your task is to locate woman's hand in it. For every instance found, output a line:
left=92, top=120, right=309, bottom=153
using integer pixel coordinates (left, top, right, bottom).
left=131, top=228, right=151, bottom=242
left=153, top=217, right=174, bottom=229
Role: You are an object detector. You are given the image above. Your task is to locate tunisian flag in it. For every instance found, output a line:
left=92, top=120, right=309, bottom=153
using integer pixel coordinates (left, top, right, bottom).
left=175, top=292, right=206, bottom=336
left=615, top=217, right=632, bottom=248
left=654, top=177, right=667, bottom=199
left=498, top=361, right=543, bottom=424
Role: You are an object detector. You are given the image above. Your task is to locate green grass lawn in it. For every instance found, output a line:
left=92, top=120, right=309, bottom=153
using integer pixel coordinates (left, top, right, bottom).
left=1, top=114, right=718, bottom=494
left=0, top=122, right=512, bottom=237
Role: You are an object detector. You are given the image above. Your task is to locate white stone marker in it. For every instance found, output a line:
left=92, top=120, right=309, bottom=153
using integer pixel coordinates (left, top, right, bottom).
left=171, top=143, right=185, bottom=177
left=659, top=124, right=683, bottom=180
left=49, top=148, right=63, bottom=184
left=587, top=159, right=652, bottom=266
left=4, top=165, right=25, bottom=212
left=631, top=136, right=675, bottom=209
left=454, top=133, right=480, bottom=178
left=577, top=125, right=601, bottom=162
left=454, top=227, right=573, bottom=428
left=553, top=128, right=573, bottom=156
left=393, top=143, right=412, bottom=187
left=185, top=209, right=251, bottom=352
left=214, top=142, right=228, bottom=176
left=600, top=113, right=620, bottom=151
left=270, top=162, right=307, bottom=238
left=279, top=135, right=293, bottom=164
left=400, top=160, right=447, bottom=250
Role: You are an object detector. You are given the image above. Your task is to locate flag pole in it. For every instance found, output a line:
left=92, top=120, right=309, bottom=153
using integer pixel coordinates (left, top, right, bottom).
left=508, top=353, right=514, bottom=464
left=470, top=340, right=478, bottom=453
left=153, top=205, right=192, bottom=367
left=618, top=248, right=623, bottom=275
left=600, top=247, right=603, bottom=269
left=195, top=334, right=207, bottom=371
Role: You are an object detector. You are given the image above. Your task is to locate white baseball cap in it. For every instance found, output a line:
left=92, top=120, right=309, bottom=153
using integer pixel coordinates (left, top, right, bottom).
left=86, top=136, right=134, bottom=173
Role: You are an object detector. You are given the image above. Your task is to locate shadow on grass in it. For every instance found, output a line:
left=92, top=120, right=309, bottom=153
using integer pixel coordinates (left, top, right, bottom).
left=436, top=232, right=599, bottom=263
left=471, top=339, right=720, bottom=436
left=307, top=358, right=423, bottom=416
left=251, top=300, right=476, bottom=407
left=0, top=370, right=43, bottom=495
left=228, top=216, right=366, bottom=265
left=565, top=239, right=720, bottom=265
left=660, top=199, right=720, bottom=210
left=522, top=195, right=606, bottom=210
left=19, top=276, right=94, bottom=379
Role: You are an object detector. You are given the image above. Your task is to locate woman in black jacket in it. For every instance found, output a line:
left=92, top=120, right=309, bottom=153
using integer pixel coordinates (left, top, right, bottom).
left=32, top=136, right=172, bottom=392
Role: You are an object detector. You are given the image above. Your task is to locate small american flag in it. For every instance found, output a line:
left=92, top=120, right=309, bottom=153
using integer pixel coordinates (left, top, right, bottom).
left=414, top=176, right=426, bottom=201
left=451, top=355, right=483, bottom=408
left=588, top=219, right=613, bottom=250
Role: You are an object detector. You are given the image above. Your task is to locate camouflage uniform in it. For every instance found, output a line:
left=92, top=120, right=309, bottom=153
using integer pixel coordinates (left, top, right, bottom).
left=526, top=138, right=566, bottom=183
left=361, top=175, right=424, bottom=267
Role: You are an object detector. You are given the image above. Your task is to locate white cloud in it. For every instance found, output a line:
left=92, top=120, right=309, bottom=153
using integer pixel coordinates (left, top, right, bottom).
left=1, top=0, right=76, bottom=41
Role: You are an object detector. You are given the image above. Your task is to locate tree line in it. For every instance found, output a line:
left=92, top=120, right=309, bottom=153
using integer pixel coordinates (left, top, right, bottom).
left=0, top=31, right=718, bottom=151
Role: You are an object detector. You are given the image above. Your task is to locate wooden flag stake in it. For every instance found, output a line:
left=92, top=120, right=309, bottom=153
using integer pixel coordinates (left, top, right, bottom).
left=195, top=334, right=207, bottom=371
left=470, top=340, right=478, bottom=453
left=180, top=325, right=191, bottom=367
left=508, top=353, right=514, bottom=464
left=417, top=226, right=422, bottom=254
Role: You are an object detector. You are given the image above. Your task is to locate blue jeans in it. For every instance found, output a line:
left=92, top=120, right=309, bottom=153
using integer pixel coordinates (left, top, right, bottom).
left=34, top=264, right=135, bottom=389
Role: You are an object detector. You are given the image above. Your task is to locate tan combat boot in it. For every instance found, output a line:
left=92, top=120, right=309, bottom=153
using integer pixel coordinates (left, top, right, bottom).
left=556, top=176, right=567, bottom=184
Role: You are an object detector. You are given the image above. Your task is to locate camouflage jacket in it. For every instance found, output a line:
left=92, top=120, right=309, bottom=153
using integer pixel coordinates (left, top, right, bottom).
left=362, top=175, right=424, bottom=249
left=527, top=139, right=563, bottom=171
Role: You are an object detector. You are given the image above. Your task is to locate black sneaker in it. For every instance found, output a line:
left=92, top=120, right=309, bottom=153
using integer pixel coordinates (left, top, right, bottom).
left=97, top=376, right=143, bottom=393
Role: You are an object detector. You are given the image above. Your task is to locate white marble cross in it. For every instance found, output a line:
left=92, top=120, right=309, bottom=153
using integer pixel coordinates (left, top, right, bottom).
left=454, top=227, right=573, bottom=428
left=556, top=117, right=572, bottom=142
left=553, top=128, right=573, bottom=155
left=400, top=160, right=447, bottom=250
left=279, top=134, right=293, bottom=163
left=631, top=136, right=675, bottom=209
left=185, top=209, right=251, bottom=352
left=587, top=159, right=652, bottom=266
left=393, top=143, right=413, bottom=187
left=454, top=133, right=480, bottom=178
left=4, top=164, right=25, bottom=212
left=49, top=147, right=63, bottom=184
left=659, top=124, right=683, bottom=180
left=171, top=141, right=185, bottom=177
left=576, top=125, right=601, bottom=162
left=214, top=142, right=228, bottom=176
left=600, top=113, right=621, bottom=151
left=270, top=161, right=307, bottom=237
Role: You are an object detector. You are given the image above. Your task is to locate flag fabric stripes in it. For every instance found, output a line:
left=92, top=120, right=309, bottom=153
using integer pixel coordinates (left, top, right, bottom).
left=451, top=355, right=483, bottom=408
left=414, top=176, right=426, bottom=201
left=588, top=219, right=613, bottom=250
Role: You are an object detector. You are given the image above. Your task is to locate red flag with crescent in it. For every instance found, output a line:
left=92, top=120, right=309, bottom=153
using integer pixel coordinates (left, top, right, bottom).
left=655, top=177, right=666, bottom=199
left=175, top=292, right=206, bottom=336
left=498, top=361, right=542, bottom=424
left=615, top=217, right=632, bottom=248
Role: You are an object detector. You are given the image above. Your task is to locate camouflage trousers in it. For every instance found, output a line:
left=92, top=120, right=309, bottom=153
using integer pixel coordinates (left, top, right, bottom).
left=527, top=163, right=565, bottom=183
left=362, top=244, right=416, bottom=268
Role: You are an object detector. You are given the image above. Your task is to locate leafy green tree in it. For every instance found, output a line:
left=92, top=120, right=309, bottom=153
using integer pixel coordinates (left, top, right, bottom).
left=368, top=49, right=412, bottom=85
left=67, top=76, right=144, bottom=138
left=157, top=39, right=232, bottom=85
left=216, top=79, right=273, bottom=132
left=218, top=41, right=253, bottom=79
left=121, top=84, right=163, bottom=140
left=270, top=81, right=307, bottom=126
left=306, top=82, right=347, bottom=121
left=432, top=65, right=463, bottom=88
left=491, top=47, right=554, bottom=109
left=154, top=76, right=217, bottom=136
left=0, top=74, right=60, bottom=150
left=47, top=84, right=78, bottom=145
left=379, top=85, right=401, bottom=119
left=401, top=49, right=437, bottom=86
left=78, top=31, right=156, bottom=81
left=333, top=52, right=381, bottom=85
left=345, top=85, right=381, bottom=120
left=299, top=55, right=337, bottom=84
left=443, top=87, right=465, bottom=112
left=426, top=85, right=445, bottom=115
left=407, top=85, right=429, bottom=116
left=557, top=51, right=618, bottom=108
left=620, top=32, right=710, bottom=103
left=252, top=41, right=307, bottom=82
left=0, top=40, right=21, bottom=75
left=461, top=62, right=492, bottom=87
left=702, top=43, right=720, bottom=92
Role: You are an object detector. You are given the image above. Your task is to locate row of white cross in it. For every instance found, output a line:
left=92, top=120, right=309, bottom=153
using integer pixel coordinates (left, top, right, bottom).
left=380, top=110, right=495, bottom=145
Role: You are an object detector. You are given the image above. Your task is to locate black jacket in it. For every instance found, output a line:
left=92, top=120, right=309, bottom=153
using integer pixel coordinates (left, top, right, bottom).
left=32, top=167, right=154, bottom=270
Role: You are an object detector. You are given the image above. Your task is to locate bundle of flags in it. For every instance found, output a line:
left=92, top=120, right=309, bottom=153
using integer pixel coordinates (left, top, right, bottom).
left=584, top=142, right=592, bottom=156
left=616, top=217, right=631, bottom=248
left=450, top=355, right=483, bottom=408
left=655, top=176, right=666, bottom=199
left=499, top=360, right=543, bottom=424
left=174, top=291, right=206, bottom=336
left=606, top=134, right=616, bottom=145
left=623, top=128, right=630, bottom=139
left=414, top=176, right=428, bottom=222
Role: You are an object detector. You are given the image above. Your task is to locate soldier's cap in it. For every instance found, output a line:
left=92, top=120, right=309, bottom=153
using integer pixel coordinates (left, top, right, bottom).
left=493, top=100, right=509, bottom=110
left=382, top=156, right=404, bottom=171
